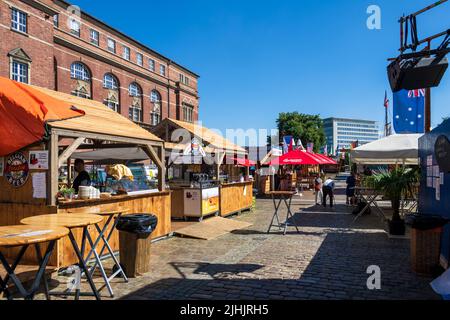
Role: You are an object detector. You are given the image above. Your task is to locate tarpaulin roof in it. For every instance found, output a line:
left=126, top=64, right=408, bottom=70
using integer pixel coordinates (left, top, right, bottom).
left=269, top=150, right=327, bottom=166
left=0, top=77, right=85, bottom=156
left=314, top=153, right=338, bottom=165
left=350, top=134, right=422, bottom=165
left=226, top=157, right=256, bottom=167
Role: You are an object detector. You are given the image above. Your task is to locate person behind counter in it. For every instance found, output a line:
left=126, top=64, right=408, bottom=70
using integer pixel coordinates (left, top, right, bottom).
left=73, top=159, right=91, bottom=193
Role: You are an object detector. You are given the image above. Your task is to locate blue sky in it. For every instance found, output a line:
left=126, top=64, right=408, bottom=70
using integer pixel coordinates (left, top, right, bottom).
left=74, top=0, right=450, bottom=144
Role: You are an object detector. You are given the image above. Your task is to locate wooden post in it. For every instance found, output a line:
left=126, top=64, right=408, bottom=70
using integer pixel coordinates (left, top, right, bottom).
left=48, top=131, right=59, bottom=206
left=158, top=145, right=166, bottom=191
left=58, top=137, right=85, bottom=168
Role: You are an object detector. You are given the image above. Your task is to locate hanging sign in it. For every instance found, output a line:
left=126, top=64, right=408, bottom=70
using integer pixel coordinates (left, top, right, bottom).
left=5, top=152, right=29, bottom=188
left=29, top=151, right=49, bottom=170
left=0, top=157, right=4, bottom=176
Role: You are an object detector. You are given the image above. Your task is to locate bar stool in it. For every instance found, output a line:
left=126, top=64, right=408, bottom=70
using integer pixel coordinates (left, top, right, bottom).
left=68, top=209, right=130, bottom=297
left=21, top=214, right=103, bottom=300
left=267, top=191, right=300, bottom=235
left=0, top=225, right=69, bottom=300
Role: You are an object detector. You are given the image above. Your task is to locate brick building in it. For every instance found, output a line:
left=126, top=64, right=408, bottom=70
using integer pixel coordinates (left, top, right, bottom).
left=0, top=0, right=200, bottom=128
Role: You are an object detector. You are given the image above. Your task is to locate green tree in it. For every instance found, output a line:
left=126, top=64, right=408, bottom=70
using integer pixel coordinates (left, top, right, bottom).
left=275, top=112, right=326, bottom=153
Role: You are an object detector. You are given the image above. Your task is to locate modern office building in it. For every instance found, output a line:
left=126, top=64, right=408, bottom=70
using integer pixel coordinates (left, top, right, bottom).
left=0, top=0, right=199, bottom=130
left=323, top=117, right=380, bottom=154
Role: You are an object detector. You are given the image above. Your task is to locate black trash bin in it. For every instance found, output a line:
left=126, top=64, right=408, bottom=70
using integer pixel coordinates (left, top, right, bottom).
left=116, top=214, right=158, bottom=278
left=406, top=214, right=448, bottom=276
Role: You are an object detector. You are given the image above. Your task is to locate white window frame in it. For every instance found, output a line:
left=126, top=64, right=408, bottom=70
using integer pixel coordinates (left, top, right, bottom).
left=11, top=60, right=29, bottom=84
left=137, top=53, right=143, bottom=66
left=70, top=62, right=90, bottom=81
left=90, top=29, right=99, bottom=46
left=149, top=59, right=155, bottom=72
left=129, top=83, right=141, bottom=97
left=107, top=38, right=116, bottom=53
left=160, top=64, right=166, bottom=76
left=70, top=19, right=81, bottom=37
left=129, top=107, right=142, bottom=122
left=123, top=46, right=130, bottom=60
left=103, top=73, right=118, bottom=90
left=11, top=8, right=27, bottom=33
left=182, top=104, right=194, bottom=123
left=104, top=100, right=120, bottom=113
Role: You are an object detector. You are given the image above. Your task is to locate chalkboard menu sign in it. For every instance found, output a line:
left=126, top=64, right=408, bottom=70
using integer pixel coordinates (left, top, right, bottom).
left=435, top=135, right=450, bottom=173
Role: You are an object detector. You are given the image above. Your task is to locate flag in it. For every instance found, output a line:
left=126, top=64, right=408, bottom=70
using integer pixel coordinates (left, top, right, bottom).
left=393, top=89, right=425, bottom=134
left=323, top=145, right=328, bottom=156
left=283, top=136, right=294, bottom=154
left=297, top=139, right=305, bottom=151
left=384, top=91, right=389, bottom=108
left=306, top=143, right=314, bottom=153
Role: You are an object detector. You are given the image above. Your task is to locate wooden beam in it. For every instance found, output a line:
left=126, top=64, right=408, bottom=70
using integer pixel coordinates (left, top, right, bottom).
left=48, top=131, right=59, bottom=206
left=142, top=144, right=164, bottom=170
left=58, top=137, right=85, bottom=168
left=51, top=128, right=164, bottom=148
left=158, top=146, right=166, bottom=191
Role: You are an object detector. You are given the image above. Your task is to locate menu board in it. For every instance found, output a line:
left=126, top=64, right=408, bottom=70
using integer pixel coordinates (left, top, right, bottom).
left=435, top=135, right=450, bottom=173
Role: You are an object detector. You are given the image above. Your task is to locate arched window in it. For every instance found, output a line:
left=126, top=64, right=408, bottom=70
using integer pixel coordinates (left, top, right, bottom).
left=70, top=62, right=91, bottom=98
left=70, top=62, right=90, bottom=81
left=129, top=82, right=141, bottom=97
left=129, top=82, right=142, bottom=122
left=103, top=73, right=119, bottom=90
left=150, top=90, right=161, bottom=126
left=103, top=73, right=120, bottom=113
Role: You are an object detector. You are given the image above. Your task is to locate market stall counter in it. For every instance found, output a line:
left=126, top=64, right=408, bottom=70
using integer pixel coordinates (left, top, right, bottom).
left=0, top=79, right=171, bottom=268
left=220, top=181, right=253, bottom=217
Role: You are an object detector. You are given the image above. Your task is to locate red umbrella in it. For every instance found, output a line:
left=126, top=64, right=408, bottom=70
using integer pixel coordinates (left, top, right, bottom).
left=228, top=157, right=256, bottom=167
left=315, top=153, right=338, bottom=165
left=269, top=150, right=324, bottom=166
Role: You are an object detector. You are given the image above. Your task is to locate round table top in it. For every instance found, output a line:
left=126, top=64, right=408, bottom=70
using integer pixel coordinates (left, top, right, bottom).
left=67, top=208, right=130, bottom=216
left=267, top=191, right=297, bottom=196
left=0, top=225, right=69, bottom=248
left=21, top=214, right=104, bottom=229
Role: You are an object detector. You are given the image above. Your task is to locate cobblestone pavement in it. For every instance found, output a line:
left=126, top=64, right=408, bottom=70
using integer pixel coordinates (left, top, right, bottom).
left=28, top=183, right=438, bottom=300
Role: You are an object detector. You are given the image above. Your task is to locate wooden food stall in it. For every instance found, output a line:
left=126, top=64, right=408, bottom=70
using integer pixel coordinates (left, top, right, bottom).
left=0, top=80, right=170, bottom=268
left=151, top=118, right=254, bottom=219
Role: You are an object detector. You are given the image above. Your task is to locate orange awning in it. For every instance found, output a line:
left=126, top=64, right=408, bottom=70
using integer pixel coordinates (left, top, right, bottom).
left=0, top=77, right=85, bottom=156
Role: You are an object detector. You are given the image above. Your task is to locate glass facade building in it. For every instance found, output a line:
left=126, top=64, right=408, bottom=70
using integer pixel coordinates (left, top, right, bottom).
left=323, top=118, right=380, bottom=154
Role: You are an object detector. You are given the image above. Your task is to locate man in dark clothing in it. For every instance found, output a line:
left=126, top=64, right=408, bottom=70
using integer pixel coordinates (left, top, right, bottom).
left=322, top=177, right=335, bottom=208
left=346, top=172, right=357, bottom=205
left=72, top=159, right=91, bottom=193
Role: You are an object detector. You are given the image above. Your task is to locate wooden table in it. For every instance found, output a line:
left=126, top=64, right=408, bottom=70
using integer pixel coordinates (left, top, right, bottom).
left=267, top=191, right=300, bottom=235
left=67, top=209, right=130, bottom=297
left=21, top=214, right=103, bottom=300
left=0, top=225, right=69, bottom=300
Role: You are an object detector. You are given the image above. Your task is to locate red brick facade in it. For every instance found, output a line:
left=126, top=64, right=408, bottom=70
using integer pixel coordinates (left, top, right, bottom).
left=0, top=0, right=199, bottom=127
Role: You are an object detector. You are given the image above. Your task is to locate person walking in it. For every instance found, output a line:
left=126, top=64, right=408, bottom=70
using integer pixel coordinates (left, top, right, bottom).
left=314, top=174, right=323, bottom=205
left=322, top=177, right=335, bottom=208
left=346, top=172, right=357, bottom=206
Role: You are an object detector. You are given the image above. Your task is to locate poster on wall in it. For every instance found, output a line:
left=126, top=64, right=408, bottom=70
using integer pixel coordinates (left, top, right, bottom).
left=29, top=151, right=49, bottom=170
left=4, top=152, right=29, bottom=188
left=0, top=157, right=4, bottom=176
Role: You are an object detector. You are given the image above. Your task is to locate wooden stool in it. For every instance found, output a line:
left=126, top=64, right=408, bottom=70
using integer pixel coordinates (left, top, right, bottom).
left=267, top=191, right=300, bottom=235
left=0, top=225, right=69, bottom=300
left=21, top=214, right=103, bottom=300
left=68, top=209, right=130, bottom=297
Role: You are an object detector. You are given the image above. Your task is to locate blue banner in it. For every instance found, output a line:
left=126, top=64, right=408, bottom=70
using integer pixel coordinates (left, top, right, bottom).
left=393, top=89, right=425, bottom=134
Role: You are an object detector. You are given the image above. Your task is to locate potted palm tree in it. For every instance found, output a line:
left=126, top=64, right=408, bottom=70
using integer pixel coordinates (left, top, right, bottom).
left=366, top=167, right=420, bottom=235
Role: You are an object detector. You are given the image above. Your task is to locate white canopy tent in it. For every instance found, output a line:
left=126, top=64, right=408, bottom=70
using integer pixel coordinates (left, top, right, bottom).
left=350, top=134, right=423, bottom=165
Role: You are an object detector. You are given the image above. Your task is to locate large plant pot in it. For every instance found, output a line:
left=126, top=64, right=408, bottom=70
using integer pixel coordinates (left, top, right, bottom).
left=389, top=219, right=406, bottom=236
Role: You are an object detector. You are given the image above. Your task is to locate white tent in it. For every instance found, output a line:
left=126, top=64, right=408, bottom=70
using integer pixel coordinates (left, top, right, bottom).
left=350, top=134, right=423, bottom=165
